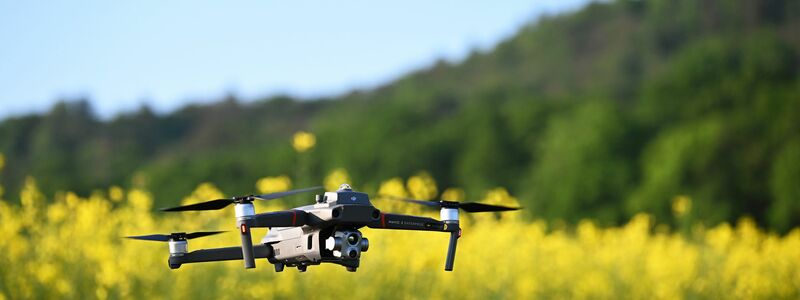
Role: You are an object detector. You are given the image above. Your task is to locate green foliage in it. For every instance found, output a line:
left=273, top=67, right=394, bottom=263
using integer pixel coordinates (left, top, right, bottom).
left=529, top=101, right=632, bottom=224
left=1, top=0, right=799, bottom=230
left=628, top=117, right=729, bottom=224
left=769, top=141, right=800, bottom=232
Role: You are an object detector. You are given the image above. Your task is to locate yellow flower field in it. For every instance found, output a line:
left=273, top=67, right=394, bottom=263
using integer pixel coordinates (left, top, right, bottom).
left=0, top=175, right=798, bottom=299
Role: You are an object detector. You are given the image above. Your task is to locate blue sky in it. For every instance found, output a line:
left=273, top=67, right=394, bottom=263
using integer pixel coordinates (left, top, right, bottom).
left=0, top=0, right=588, bottom=119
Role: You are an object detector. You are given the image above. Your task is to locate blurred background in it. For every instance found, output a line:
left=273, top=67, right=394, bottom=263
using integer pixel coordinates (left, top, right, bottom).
left=1, top=0, right=800, bottom=298
left=2, top=0, right=798, bottom=230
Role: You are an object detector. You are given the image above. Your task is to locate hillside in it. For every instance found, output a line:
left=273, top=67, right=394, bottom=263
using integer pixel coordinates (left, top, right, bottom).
left=1, top=0, right=799, bottom=230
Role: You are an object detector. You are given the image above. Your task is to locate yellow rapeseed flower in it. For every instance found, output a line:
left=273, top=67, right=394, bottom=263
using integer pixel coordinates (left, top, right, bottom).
left=324, top=168, right=351, bottom=191
left=377, top=177, right=408, bottom=198
left=1, top=174, right=799, bottom=299
left=672, top=195, right=692, bottom=217
left=407, top=171, right=437, bottom=200
left=441, top=187, right=465, bottom=201
left=481, top=187, right=520, bottom=207
left=256, top=175, right=292, bottom=194
left=127, top=189, right=153, bottom=212
left=20, top=177, right=44, bottom=217
left=292, top=131, right=316, bottom=153
left=473, top=187, right=522, bottom=222
left=377, top=177, right=425, bottom=214
left=108, top=186, right=124, bottom=202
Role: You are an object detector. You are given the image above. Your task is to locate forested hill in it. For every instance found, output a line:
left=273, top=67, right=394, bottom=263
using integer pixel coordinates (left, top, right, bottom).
left=1, top=0, right=799, bottom=231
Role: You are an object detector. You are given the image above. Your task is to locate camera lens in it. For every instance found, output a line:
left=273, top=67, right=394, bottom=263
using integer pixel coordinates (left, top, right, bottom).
left=347, top=233, right=359, bottom=245
left=348, top=249, right=358, bottom=258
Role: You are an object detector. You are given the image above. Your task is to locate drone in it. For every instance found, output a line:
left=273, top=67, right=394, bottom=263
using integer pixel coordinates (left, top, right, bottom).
left=126, top=184, right=520, bottom=272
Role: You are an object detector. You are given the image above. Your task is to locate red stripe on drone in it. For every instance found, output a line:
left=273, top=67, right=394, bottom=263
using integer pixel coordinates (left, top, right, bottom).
left=381, top=213, right=386, bottom=228
left=292, top=211, right=297, bottom=226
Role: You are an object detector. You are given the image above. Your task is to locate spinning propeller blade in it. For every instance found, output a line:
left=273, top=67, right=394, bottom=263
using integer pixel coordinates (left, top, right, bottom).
left=380, top=195, right=521, bottom=212
left=125, top=231, right=226, bottom=242
left=160, top=186, right=323, bottom=212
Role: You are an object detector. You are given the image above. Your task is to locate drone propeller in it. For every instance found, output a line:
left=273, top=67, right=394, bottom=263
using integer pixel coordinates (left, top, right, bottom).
left=125, top=231, right=226, bottom=242
left=160, top=186, right=323, bottom=212
left=380, top=195, right=521, bottom=212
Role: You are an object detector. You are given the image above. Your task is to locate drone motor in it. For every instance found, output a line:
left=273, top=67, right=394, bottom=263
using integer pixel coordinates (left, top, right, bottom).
left=169, top=240, right=188, bottom=256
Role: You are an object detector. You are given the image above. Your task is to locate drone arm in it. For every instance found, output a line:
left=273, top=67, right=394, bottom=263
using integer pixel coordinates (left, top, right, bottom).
left=167, top=244, right=273, bottom=269
left=367, top=213, right=452, bottom=232
left=367, top=213, right=461, bottom=271
left=250, top=210, right=309, bottom=228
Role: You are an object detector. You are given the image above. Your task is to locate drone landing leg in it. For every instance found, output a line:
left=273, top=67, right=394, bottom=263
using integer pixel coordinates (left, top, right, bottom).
left=444, top=230, right=459, bottom=271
